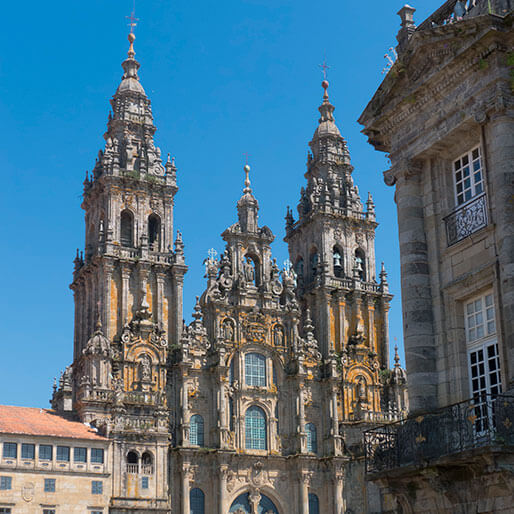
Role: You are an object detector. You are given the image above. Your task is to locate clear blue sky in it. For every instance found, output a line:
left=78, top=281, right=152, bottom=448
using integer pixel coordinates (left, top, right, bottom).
left=0, top=0, right=442, bottom=407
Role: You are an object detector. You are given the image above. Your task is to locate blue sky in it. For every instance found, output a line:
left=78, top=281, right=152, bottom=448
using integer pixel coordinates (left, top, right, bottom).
left=0, top=0, right=442, bottom=407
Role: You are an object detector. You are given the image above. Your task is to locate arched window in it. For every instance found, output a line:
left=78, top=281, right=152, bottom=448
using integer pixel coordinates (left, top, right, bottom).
left=308, top=493, right=320, bottom=514
left=245, top=353, right=266, bottom=387
left=190, top=488, right=205, bottom=514
left=190, top=415, right=204, bottom=446
left=333, top=247, right=343, bottom=278
left=306, top=423, right=317, bottom=453
left=141, top=452, right=153, bottom=474
left=245, top=406, right=267, bottom=450
left=148, top=213, right=161, bottom=251
left=126, top=450, right=138, bottom=474
left=127, top=451, right=138, bottom=464
left=120, top=210, right=134, bottom=247
left=355, top=249, right=366, bottom=281
left=230, top=492, right=278, bottom=513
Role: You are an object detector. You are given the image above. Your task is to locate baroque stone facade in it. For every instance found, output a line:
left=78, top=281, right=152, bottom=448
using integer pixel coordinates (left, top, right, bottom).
left=34, top=28, right=407, bottom=514
left=359, top=1, right=513, bottom=513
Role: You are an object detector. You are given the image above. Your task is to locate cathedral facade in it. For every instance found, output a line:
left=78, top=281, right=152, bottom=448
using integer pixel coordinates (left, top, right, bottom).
left=46, top=31, right=407, bottom=514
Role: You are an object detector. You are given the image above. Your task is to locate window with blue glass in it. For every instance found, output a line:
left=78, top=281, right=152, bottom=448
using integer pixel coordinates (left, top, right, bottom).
left=0, top=476, right=12, bottom=490
left=190, top=414, right=205, bottom=446
left=245, top=353, right=266, bottom=387
left=308, top=493, right=319, bottom=514
left=56, top=446, right=70, bottom=462
left=141, top=476, right=149, bottom=489
left=245, top=406, right=267, bottom=450
left=44, top=478, right=55, bottom=492
left=2, top=443, right=16, bottom=459
left=190, top=487, right=205, bottom=514
left=306, top=423, right=317, bottom=453
left=92, top=480, right=103, bottom=494
left=74, top=447, right=87, bottom=463
left=39, top=445, right=52, bottom=460
left=91, top=448, right=104, bottom=463
left=229, top=492, right=278, bottom=513
left=21, top=443, right=35, bottom=459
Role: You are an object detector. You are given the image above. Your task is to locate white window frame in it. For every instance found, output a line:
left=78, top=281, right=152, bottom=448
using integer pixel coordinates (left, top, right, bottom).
left=464, top=290, right=502, bottom=396
left=453, top=146, right=484, bottom=207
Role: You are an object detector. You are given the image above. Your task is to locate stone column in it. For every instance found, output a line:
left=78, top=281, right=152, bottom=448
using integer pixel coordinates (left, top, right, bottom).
left=380, top=299, right=391, bottom=368
left=299, top=472, right=310, bottom=514
left=156, top=272, right=165, bottom=325
left=249, top=490, right=261, bottom=514
left=336, top=292, right=345, bottom=352
left=485, top=114, right=514, bottom=390
left=219, top=465, right=228, bottom=514
left=334, top=466, right=344, bottom=514
left=181, top=465, right=190, bottom=514
left=391, top=161, right=437, bottom=413
left=172, top=269, right=186, bottom=345
left=330, top=385, right=341, bottom=455
left=103, top=261, right=114, bottom=339
left=298, top=384, right=306, bottom=453
left=121, top=264, right=131, bottom=325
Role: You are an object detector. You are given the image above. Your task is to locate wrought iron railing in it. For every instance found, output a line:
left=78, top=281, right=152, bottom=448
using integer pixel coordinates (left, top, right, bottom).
left=444, top=193, right=488, bottom=246
left=364, top=393, right=514, bottom=474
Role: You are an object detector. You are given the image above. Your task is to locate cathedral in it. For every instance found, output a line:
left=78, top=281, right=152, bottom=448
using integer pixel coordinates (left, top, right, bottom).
left=2, top=30, right=407, bottom=514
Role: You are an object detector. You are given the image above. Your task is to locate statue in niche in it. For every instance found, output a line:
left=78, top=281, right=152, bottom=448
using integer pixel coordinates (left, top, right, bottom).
left=357, top=376, right=367, bottom=403
left=244, top=257, right=255, bottom=284
left=139, top=354, right=152, bottom=382
left=274, top=325, right=284, bottom=347
left=223, top=320, right=234, bottom=342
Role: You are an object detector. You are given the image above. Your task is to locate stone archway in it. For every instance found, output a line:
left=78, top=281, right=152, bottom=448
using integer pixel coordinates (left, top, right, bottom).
left=229, top=491, right=279, bottom=514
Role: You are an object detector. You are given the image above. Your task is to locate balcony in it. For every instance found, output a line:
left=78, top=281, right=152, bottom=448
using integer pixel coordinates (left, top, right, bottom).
left=364, top=393, right=514, bottom=475
left=444, top=193, right=488, bottom=246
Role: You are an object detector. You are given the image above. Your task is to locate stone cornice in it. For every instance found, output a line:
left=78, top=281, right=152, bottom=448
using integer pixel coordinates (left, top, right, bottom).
left=359, top=14, right=512, bottom=149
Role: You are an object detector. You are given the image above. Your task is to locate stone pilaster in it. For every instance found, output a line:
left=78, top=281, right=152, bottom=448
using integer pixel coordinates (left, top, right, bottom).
left=393, top=160, right=437, bottom=413
left=485, top=113, right=514, bottom=390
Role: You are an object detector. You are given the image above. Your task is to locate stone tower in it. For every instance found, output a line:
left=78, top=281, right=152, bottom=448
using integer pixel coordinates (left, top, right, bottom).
left=68, top=32, right=185, bottom=513
left=285, top=81, right=395, bottom=422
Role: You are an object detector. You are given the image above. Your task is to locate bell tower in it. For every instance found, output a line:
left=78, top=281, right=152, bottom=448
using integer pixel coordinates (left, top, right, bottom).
left=68, top=31, right=186, bottom=513
left=285, top=81, right=394, bottom=422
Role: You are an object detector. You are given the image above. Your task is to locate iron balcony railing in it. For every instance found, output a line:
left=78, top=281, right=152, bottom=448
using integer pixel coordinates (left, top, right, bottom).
left=364, top=393, right=514, bottom=474
left=444, top=193, right=488, bottom=246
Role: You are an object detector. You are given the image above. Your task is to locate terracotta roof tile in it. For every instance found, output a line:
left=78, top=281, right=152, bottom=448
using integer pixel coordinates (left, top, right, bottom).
left=0, top=405, right=107, bottom=441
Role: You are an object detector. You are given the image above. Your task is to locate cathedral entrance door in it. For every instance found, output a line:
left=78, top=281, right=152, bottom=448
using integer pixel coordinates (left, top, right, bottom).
left=229, top=492, right=279, bottom=514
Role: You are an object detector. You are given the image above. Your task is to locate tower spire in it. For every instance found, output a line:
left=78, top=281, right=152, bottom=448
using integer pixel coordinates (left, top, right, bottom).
left=237, top=163, right=259, bottom=233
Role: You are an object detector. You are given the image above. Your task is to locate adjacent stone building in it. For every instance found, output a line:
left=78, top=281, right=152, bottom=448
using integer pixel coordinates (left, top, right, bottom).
left=2, top=26, right=409, bottom=514
left=359, top=1, right=513, bottom=512
left=0, top=406, right=111, bottom=514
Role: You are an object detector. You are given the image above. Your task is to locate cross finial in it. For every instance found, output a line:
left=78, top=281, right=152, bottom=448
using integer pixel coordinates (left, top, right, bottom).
left=243, top=152, right=250, bottom=165
left=126, top=1, right=139, bottom=34
left=207, top=248, right=218, bottom=261
left=319, top=59, right=330, bottom=80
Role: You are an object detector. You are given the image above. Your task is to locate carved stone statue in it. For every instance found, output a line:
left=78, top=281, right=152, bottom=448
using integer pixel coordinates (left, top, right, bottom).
left=223, top=320, right=234, bottom=342
left=139, top=354, right=152, bottom=382
left=244, top=257, right=255, bottom=283
left=274, top=326, right=284, bottom=347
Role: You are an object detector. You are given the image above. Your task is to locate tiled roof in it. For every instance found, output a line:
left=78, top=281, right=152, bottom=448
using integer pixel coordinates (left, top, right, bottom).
left=0, top=405, right=107, bottom=441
